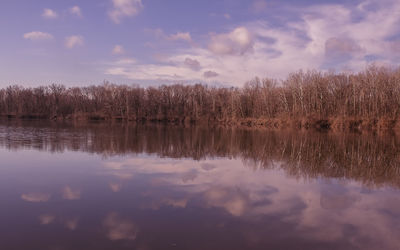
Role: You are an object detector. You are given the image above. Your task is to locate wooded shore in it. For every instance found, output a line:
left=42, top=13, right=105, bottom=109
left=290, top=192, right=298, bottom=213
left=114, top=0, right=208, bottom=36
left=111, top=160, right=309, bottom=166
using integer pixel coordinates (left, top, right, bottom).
left=2, top=66, right=400, bottom=131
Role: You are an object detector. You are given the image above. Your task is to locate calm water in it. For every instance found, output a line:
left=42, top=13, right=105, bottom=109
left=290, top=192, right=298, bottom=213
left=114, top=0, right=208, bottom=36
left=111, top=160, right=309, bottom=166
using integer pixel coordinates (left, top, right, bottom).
left=1, top=120, right=400, bottom=250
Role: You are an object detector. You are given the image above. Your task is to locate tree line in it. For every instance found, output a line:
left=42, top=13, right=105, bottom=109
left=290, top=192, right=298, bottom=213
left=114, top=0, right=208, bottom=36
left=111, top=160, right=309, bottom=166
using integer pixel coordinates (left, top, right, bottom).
left=1, top=66, right=400, bottom=129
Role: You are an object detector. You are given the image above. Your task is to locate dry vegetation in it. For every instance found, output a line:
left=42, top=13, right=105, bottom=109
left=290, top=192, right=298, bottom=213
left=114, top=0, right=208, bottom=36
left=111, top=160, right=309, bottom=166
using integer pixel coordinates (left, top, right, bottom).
left=1, top=66, right=400, bottom=130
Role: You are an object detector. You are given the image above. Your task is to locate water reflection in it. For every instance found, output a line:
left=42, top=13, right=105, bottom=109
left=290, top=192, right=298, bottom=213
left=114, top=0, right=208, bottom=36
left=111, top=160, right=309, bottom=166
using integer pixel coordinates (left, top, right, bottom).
left=21, top=192, right=51, bottom=202
left=62, top=186, right=81, bottom=200
left=1, top=120, right=400, bottom=188
left=0, top=120, right=400, bottom=249
left=65, top=217, right=79, bottom=231
left=109, top=182, right=122, bottom=192
left=39, top=214, right=55, bottom=225
left=103, top=213, right=138, bottom=241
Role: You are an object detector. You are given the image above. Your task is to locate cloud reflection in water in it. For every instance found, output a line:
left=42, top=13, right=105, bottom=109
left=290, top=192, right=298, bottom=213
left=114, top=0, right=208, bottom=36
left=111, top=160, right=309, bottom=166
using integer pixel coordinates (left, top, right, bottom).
left=101, top=156, right=400, bottom=249
left=103, top=212, right=138, bottom=241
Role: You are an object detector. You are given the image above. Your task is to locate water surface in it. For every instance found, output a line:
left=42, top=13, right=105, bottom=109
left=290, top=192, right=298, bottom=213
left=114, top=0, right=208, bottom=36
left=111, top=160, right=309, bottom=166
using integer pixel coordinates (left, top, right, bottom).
left=1, top=120, right=400, bottom=250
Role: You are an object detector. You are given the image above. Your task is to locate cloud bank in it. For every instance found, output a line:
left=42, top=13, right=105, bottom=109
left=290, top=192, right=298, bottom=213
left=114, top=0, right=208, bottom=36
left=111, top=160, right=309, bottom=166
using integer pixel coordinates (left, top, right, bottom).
left=105, top=0, right=400, bottom=86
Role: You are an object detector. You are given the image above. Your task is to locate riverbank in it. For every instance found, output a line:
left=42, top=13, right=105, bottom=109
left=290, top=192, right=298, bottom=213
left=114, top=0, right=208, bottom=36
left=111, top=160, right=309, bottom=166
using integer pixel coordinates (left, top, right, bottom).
left=2, top=114, right=400, bottom=132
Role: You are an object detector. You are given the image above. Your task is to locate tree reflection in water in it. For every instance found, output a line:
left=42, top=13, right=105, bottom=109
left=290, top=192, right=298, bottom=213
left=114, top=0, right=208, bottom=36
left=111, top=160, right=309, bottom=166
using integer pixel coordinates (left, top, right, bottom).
left=1, top=120, right=399, bottom=188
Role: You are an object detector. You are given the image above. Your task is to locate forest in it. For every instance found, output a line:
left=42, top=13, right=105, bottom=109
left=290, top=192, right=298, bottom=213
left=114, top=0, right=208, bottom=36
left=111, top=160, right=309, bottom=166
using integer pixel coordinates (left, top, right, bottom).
left=1, top=65, right=400, bottom=130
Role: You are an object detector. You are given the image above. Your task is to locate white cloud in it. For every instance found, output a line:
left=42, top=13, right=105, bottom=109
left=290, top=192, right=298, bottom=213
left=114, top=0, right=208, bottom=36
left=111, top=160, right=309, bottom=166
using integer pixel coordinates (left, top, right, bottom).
left=115, top=58, right=137, bottom=64
left=105, top=62, right=203, bottom=82
left=23, top=31, right=53, bottom=41
left=109, top=0, right=143, bottom=24
left=65, top=35, right=84, bottom=49
left=105, top=23, right=313, bottom=85
left=105, top=26, right=258, bottom=84
left=168, top=32, right=192, bottom=42
left=208, top=27, right=254, bottom=55
left=70, top=6, right=82, bottom=17
left=299, top=0, right=400, bottom=68
left=42, top=8, right=58, bottom=19
left=104, top=0, right=400, bottom=86
left=112, top=45, right=125, bottom=55
left=146, top=28, right=193, bottom=43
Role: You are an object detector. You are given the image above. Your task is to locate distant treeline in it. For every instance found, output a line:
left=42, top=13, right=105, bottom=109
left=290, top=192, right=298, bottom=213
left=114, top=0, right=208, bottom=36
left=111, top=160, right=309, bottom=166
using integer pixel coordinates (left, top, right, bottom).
left=1, top=66, right=400, bottom=130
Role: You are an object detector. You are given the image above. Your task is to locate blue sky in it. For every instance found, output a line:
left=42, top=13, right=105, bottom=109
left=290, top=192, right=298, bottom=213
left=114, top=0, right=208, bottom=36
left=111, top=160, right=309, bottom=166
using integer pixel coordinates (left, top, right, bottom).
left=0, top=0, right=399, bottom=87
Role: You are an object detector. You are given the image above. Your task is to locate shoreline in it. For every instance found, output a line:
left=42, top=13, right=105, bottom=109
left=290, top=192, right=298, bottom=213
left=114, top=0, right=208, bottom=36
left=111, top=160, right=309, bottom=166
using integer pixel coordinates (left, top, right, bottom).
left=2, top=114, right=400, bottom=132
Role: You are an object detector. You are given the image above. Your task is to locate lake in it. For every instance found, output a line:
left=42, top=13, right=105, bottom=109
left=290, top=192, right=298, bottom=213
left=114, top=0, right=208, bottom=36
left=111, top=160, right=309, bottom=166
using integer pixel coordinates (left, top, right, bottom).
left=1, top=120, right=400, bottom=250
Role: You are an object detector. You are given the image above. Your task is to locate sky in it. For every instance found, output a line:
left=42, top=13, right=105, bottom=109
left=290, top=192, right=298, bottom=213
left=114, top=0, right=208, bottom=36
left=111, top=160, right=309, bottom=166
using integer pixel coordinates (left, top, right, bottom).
left=0, top=0, right=399, bottom=87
